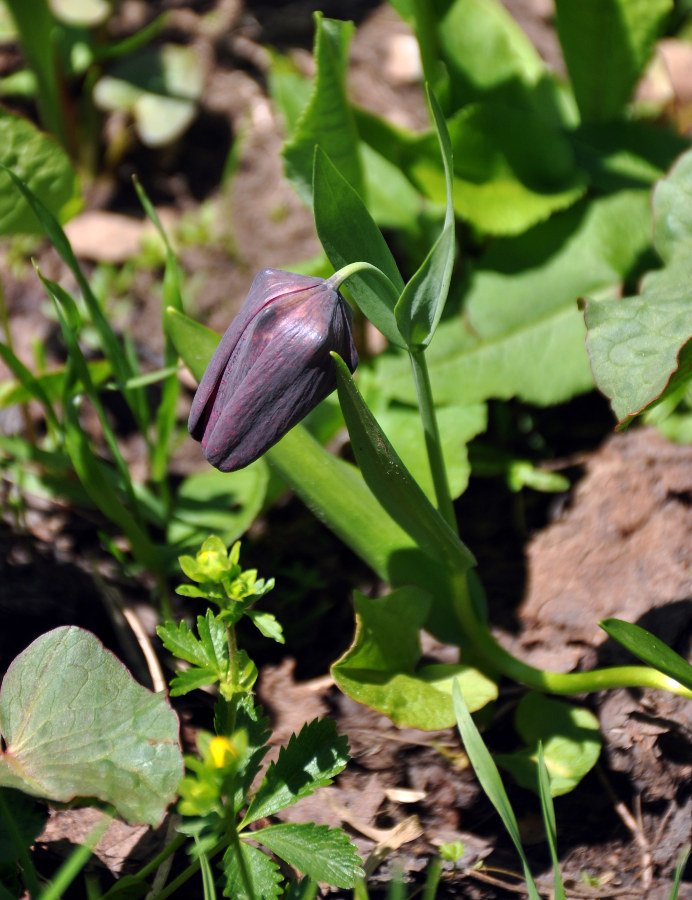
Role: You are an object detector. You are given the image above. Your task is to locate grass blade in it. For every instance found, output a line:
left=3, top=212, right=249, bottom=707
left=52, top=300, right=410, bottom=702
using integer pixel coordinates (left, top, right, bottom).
left=452, top=680, right=540, bottom=900
left=537, top=743, right=566, bottom=900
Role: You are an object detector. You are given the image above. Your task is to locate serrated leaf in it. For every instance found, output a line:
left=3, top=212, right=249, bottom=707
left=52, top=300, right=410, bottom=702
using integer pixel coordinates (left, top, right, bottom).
left=0, top=627, right=182, bottom=826
left=332, top=590, right=497, bottom=729
left=600, top=618, right=692, bottom=692
left=223, top=840, right=282, bottom=900
left=252, top=822, right=362, bottom=888
left=283, top=13, right=362, bottom=203
left=555, top=0, right=671, bottom=123
left=495, top=694, right=601, bottom=797
left=231, top=696, right=272, bottom=811
left=157, top=617, right=213, bottom=668
left=243, top=718, right=349, bottom=824
left=169, top=667, right=219, bottom=697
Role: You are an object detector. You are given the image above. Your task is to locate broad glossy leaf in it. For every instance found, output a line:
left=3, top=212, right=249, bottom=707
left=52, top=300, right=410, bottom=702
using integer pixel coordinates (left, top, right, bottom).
left=283, top=13, right=362, bottom=203
left=253, top=822, right=361, bottom=888
left=554, top=0, right=672, bottom=122
left=495, top=694, right=601, bottom=797
left=0, top=627, right=182, bottom=825
left=465, top=190, right=653, bottom=340
left=583, top=288, right=692, bottom=425
left=332, top=589, right=496, bottom=730
left=652, top=148, right=692, bottom=265
left=313, top=147, right=405, bottom=347
left=412, top=0, right=544, bottom=108
left=0, top=109, right=77, bottom=235
left=601, top=618, right=692, bottom=692
left=167, top=461, right=269, bottom=551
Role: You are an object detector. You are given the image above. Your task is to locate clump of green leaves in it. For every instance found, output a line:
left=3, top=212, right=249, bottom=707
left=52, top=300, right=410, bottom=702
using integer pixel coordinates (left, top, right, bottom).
left=156, top=538, right=362, bottom=898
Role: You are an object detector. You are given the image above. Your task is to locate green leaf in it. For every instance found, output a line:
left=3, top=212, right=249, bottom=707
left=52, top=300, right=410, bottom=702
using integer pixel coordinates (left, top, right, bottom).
left=652, top=147, right=692, bottom=265
left=452, top=681, right=540, bottom=900
left=554, top=0, right=672, bottom=122
left=410, top=102, right=585, bottom=236
left=3, top=0, right=65, bottom=142
left=230, top=696, right=272, bottom=812
left=93, top=45, right=203, bottom=147
left=157, top=618, right=214, bottom=668
left=168, top=462, right=269, bottom=551
left=245, top=610, right=284, bottom=645
left=165, top=307, right=220, bottom=383
left=243, top=718, right=349, bottom=824
left=167, top=309, right=466, bottom=643
left=600, top=618, right=692, bottom=692
left=313, top=147, right=405, bottom=347
left=495, top=694, right=601, bottom=797
left=0, top=109, right=77, bottom=235
left=367, top=400, right=486, bottom=502
left=334, top=354, right=475, bottom=574
left=283, top=13, right=362, bottom=203
left=0, top=627, right=182, bottom=826
left=537, top=744, right=566, bottom=900
left=0, top=343, right=60, bottom=433
left=583, top=289, right=692, bottom=426
left=332, top=589, right=497, bottom=730
left=395, top=87, right=455, bottom=347
left=412, top=0, right=546, bottom=109
left=167, top=667, right=220, bottom=696
left=223, top=840, right=282, bottom=900
left=252, top=822, right=361, bottom=888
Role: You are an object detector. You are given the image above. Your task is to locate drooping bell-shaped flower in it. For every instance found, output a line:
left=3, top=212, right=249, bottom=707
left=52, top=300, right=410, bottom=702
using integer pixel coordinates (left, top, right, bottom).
left=189, top=268, right=358, bottom=472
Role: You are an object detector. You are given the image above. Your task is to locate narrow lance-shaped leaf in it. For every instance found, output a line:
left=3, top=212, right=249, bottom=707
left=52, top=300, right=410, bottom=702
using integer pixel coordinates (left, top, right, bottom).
left=452, top=680, right=541, bottom=900
left=283, top=13, right=362, bottom=202
left=313, top=147, right=405, bottom=347
left=0, top=162, right=148, bottom=433
left=600, top=618, right=692, bottom=692
left=395, top=86, right=455, bottom=348
left=333, top=353, right=475, bottom=574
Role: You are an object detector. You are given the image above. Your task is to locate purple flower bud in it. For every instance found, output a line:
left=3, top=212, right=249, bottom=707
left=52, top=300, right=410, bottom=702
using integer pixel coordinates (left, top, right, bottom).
left=189, top=268, right=358, bottom=472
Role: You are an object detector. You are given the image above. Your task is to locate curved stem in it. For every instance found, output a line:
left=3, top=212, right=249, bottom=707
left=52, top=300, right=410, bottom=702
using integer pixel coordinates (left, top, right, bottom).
left=452, top=573, right=692, bottom=700
left=409, top=348, right=458, bottom=534
left=327, top=262, right=400, bottom=304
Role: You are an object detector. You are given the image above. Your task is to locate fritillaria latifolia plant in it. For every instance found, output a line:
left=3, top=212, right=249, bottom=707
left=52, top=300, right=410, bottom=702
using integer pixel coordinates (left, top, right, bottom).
left=182, top=88, right=692, bottom=728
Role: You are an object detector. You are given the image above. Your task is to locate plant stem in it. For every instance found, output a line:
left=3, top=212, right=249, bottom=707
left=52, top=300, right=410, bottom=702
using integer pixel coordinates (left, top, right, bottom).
left=409, top=348, right=458, bottom=534
left=452, top=572, right=692, bottom=699
left=327, top=262, right=400, bottom=303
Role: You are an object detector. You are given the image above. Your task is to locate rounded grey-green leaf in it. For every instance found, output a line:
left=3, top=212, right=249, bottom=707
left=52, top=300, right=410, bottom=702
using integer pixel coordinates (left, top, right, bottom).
left=0, top=627, right=182, bottom=826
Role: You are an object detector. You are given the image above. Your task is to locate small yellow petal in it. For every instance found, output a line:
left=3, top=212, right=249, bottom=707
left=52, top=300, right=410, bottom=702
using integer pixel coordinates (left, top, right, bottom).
left=209, top=735, right=237, bottom=768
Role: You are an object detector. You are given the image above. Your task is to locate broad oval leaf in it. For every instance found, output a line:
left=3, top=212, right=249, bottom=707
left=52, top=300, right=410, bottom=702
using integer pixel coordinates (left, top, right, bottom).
left=0, top=627, right=183, bottom=826
left=495, top=694, right=601, bottom=797
left=0, top=109, right=78, bottom=235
